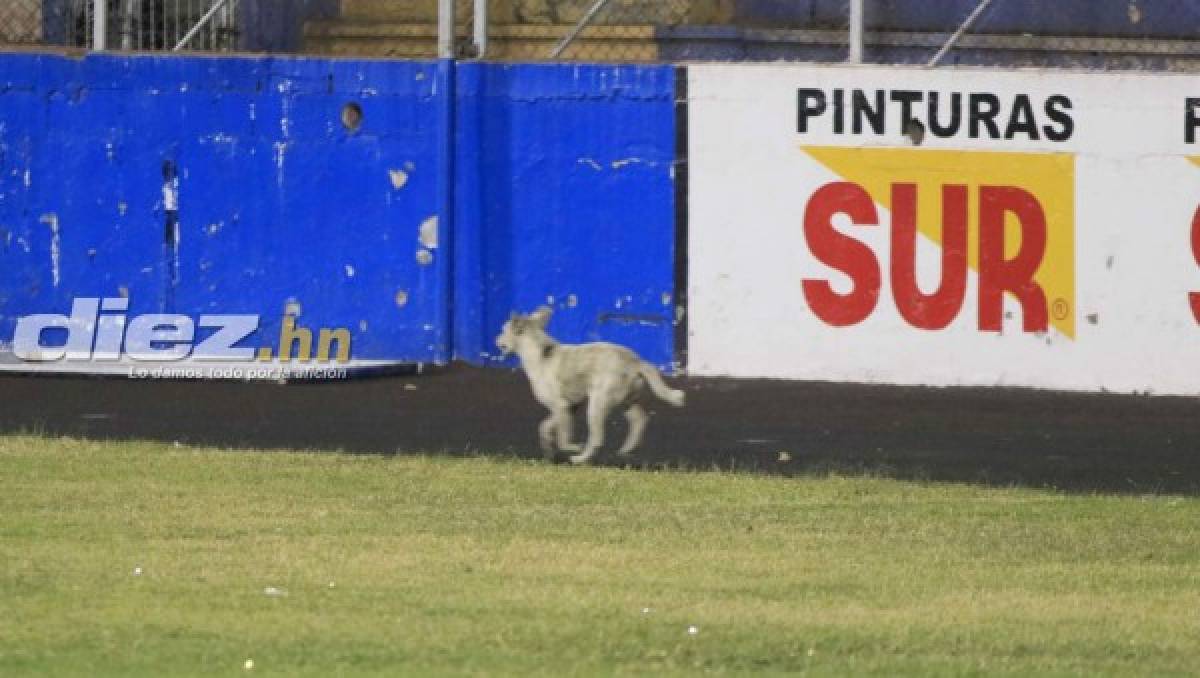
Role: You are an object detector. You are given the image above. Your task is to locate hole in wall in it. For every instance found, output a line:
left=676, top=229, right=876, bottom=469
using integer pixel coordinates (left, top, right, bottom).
left=903, top=118, right=926, bottom=146
left=341, top=102, right=363, bottom=133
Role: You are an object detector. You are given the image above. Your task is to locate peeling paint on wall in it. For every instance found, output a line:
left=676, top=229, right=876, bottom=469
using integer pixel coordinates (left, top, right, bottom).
left=389, top=169, right=408, bottom=190
left=273, top=142, right=288, bottom=188
left=419, top=216, right=438, bottom=250
left=38, top=213, right=59, bottom=288
left=611, top=157, right=654, bottom=170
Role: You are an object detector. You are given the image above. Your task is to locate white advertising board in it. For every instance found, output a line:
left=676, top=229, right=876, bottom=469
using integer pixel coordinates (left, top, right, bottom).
left=688, top=63, right=1200, bottom=394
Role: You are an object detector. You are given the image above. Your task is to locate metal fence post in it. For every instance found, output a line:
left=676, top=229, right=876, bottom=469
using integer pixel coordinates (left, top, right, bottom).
left=473, top=0, right=487, bottom=58
left=93, top=0, right=107, bottom=50
left=848, top=0, right=864, bottom=63
left=438, top=0, right=455, bottom=58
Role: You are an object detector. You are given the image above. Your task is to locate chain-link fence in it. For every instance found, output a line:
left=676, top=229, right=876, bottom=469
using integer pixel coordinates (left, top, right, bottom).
left=471, top=0, right=712, bottom=62
left=5, top=1, right=1200, bottom=72
left=501, top=0, right=694, bottom=62
left=1, top=0, right=241, bottom=52
left=0, top=0, right=44, bottom=46
left=434, top=0, right=1200, bottom=70
left=306, top=0, right=704, bottom=62
left=76, top=0, right=241, bottom=51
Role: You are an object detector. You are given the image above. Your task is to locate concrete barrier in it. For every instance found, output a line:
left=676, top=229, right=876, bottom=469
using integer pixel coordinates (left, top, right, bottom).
left=0, top=52, right=679, bottom=373
left=687, top=62, right=1200, bottom=395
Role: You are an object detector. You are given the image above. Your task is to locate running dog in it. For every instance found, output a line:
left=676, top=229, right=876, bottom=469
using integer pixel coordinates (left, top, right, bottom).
left=495, top=306, right=685, bottom=464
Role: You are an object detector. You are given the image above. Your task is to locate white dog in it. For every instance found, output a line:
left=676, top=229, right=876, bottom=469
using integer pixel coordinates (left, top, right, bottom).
left=495, top=306, right=685, bottom=464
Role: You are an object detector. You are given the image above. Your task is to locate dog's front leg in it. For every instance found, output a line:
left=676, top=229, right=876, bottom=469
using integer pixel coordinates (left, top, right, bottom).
left=538, top=415, right=558, bottom=459
left=553, top=405, right=582, bottom=453
left=570, top=397, right=610, bottom=465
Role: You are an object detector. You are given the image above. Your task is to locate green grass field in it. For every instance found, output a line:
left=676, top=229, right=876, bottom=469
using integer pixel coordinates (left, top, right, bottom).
left=2, top=435, right=1198, bottom=676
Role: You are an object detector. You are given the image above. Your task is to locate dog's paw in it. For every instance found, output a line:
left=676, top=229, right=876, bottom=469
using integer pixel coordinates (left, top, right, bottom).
left=569, top=453, right=591, bottom=465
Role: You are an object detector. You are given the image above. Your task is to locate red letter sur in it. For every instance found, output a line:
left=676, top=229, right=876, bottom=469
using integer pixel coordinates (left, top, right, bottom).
left=1189, top=205, right=1200, bottom=323
left=978, top=185, right=1048, bottom=332
left=890, top=183, right=969, bottom=330
left=802, top=182, right=880, bottom=327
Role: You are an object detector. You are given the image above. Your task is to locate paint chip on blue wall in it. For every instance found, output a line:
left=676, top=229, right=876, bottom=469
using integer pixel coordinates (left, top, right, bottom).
left=389, top=169, right=408, bottom=190
left=419, top=216, right=438, bottom=249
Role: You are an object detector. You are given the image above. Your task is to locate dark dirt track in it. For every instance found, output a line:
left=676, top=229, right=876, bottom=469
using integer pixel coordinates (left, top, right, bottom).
left=1, top=366, right=1199, bottom=495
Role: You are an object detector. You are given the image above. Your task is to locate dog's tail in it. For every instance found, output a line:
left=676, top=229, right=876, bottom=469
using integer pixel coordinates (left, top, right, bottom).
left=638, top=362, right=686, bottom=407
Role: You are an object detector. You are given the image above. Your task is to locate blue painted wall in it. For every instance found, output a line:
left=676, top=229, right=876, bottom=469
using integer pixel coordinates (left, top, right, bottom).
left=454, top=63, right=678, bottom=370
left=0, top=53, right=678, bottom=368
left=0, top=53, right=449, bottom=362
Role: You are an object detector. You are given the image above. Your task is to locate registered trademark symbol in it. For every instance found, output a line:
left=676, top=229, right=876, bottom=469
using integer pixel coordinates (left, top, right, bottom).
left=1052, top=298, right=1070, bottom=321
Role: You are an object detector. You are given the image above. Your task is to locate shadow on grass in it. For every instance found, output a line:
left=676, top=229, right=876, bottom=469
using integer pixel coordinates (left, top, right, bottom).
left=1, top=365, right=1198, bottom=495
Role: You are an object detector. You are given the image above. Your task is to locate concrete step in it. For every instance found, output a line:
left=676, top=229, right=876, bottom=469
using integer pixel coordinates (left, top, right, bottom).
left=304, top=20, right=658, bottom=60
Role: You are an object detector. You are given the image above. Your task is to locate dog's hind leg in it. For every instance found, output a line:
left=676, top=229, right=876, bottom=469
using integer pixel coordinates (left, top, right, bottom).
left=570, top=395, right=611, bottom=465
left=616, top=404, right=647, bottom=457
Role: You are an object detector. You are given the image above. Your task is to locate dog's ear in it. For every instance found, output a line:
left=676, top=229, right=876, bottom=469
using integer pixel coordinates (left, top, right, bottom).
left=529, top=305, right=553, bottom=328
left=508, top=311, right=518, bottom=323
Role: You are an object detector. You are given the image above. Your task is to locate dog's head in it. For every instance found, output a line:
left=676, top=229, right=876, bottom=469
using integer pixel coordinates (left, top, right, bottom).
left=495, top=306, right=553, bottom=356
